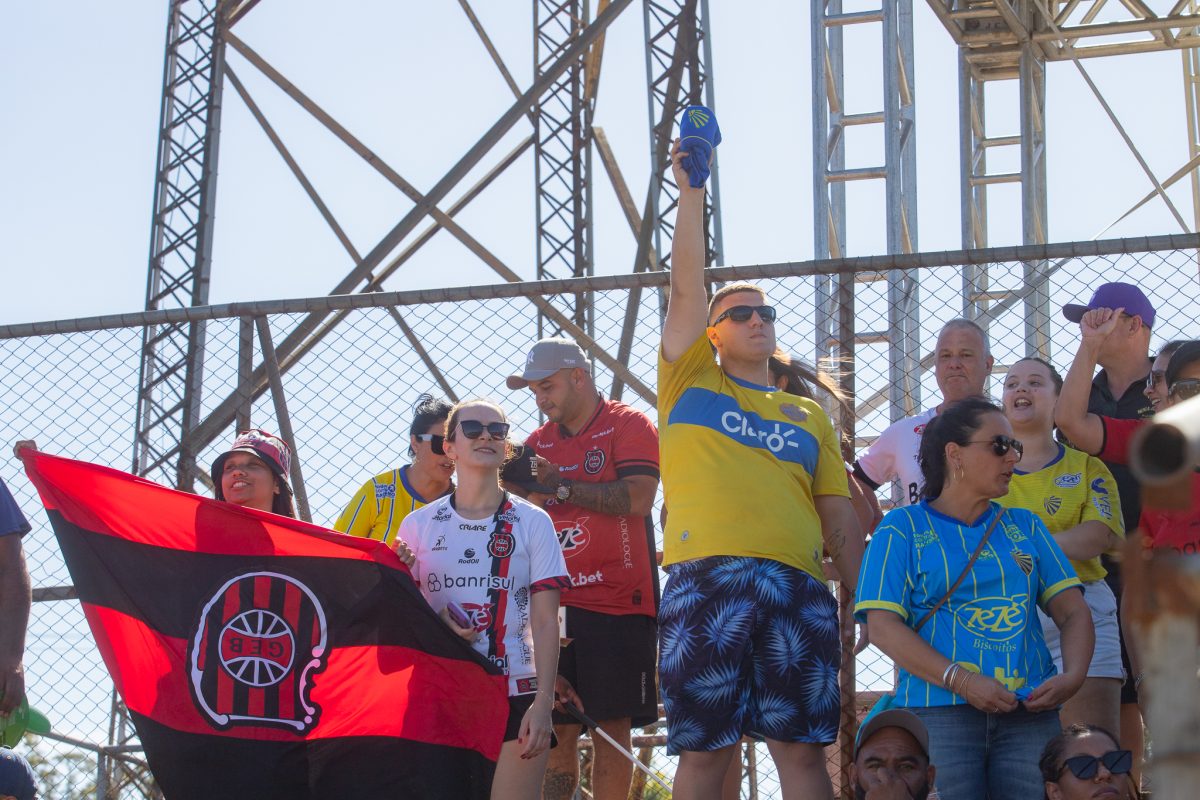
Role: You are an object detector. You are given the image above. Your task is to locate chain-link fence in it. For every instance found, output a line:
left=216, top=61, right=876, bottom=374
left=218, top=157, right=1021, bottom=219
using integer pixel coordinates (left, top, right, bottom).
left=2, top=234, right=1197, bottom=798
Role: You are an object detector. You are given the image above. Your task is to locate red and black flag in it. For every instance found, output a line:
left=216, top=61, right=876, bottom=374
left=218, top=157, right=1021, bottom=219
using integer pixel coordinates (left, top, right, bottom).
left=20, top=451, right=508, bottom=800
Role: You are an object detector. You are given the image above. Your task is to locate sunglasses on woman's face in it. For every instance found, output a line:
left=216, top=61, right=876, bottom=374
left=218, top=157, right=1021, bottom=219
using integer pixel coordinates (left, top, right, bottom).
left=965, top=435, right=1024, bottom=461
left=1168, top=378, right=1200, bottom=401
left=458, top=420, right=510, bottom=440
left=712, top=304, right=777, bottom=325
left=414, top=433, right=445, bottom=448
left=1058, top=749, right=1132, bottom=780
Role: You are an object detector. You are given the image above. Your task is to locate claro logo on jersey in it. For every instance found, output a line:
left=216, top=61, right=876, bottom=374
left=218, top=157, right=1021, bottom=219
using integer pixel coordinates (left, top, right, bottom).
left=668, top=389, right=819, bottom=471
left=188, top=571, right=328, bottom=733
left=557, top=518, right=592, bottom=557
left=956, top=595, right=1029, bottom=641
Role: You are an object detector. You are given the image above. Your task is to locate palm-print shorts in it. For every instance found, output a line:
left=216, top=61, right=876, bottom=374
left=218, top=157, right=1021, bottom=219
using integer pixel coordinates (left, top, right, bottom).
left=658, top=556, right=840, bottom=754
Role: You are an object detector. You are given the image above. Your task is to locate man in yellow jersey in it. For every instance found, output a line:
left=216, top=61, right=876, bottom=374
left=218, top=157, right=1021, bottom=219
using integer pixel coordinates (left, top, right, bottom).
left=333, top=395, right=455, bottom=544
left=658, top=138, right=864, bottom=800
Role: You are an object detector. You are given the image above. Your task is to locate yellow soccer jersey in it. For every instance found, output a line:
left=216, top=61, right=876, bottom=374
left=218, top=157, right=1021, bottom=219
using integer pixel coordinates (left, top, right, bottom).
left=657, top=334, right=849, bottom=582
left=999, top=444, right=1124, bottom=583
left=333, top=465, right=438, bottom=544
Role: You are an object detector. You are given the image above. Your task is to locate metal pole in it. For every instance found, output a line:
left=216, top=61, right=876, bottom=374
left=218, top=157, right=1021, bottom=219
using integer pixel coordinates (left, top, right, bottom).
left=254, top=317, right=312, bottom=523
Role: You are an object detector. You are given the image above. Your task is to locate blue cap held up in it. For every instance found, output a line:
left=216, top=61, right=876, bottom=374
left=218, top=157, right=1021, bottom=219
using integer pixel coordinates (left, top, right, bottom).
left=678, top=105, right=721, bottom=188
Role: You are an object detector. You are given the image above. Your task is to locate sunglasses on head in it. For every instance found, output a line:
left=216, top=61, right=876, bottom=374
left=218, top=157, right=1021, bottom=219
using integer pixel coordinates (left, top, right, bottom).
left=1058, top=749, right=1132, bottom=780
left=458, top=420, right=511, bottom=440
left=966, top=435, right=1023, bottom=461
left=1168, top=378, right=1200, bottom=401
left=712, top=304, right=777, bottom=325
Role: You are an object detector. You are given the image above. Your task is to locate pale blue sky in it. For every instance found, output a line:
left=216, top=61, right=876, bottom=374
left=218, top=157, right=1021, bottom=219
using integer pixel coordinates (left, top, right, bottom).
left=0, top=2, right=1191, bottom=327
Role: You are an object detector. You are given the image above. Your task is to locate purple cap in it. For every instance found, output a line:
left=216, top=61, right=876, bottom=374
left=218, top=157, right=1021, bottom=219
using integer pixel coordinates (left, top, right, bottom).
left=210, top=429, right=294, bottom=495
left=1062, top=282, right=1155, bottom=329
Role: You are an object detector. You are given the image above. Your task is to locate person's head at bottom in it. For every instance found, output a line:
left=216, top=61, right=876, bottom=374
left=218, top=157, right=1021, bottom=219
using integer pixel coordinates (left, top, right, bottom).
left=0, top=747, right=37, bottom=800
left=210, top=429, right=296, bottom=518
left=851, top=710, right=936, bottom=800
left=1040, top=723, right=1140, bottom=800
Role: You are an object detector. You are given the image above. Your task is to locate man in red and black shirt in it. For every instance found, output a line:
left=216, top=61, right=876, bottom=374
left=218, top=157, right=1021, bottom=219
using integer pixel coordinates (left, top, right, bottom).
left=506, top=338, right=660, bottom=800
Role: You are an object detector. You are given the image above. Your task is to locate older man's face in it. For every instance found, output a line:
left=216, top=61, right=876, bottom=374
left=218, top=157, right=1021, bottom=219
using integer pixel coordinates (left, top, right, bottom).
left=852, top=728, right=934, bottom=800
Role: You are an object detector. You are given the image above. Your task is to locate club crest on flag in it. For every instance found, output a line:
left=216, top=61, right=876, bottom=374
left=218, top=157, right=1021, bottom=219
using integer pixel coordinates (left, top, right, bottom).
left=189, top=571, right=329, bottom=733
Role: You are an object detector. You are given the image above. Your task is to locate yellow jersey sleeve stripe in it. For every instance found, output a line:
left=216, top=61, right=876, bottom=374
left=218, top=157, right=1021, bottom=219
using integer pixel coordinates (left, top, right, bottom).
left=1039, top=577, right=1083, bottom=606
left=855, top=600, right=909, bottom=620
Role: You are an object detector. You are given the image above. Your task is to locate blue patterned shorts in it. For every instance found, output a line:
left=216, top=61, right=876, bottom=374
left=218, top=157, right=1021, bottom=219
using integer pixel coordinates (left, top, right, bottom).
left=658, top=556, right=841, bottom=754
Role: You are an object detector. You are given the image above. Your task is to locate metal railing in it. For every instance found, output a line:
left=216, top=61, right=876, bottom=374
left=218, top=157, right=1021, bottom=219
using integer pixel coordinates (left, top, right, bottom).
left=2, top=234, right=1197, bottom=798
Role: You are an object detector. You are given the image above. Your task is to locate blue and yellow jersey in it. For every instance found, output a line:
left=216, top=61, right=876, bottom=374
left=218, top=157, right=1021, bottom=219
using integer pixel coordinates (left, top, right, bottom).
left=855, top=501, right=1081, bottom=707
left=657, top=334, right=849, bottom=582
left=333, top=465, right=437, bottom=544
left=999, top=444, right=1123, bottom=583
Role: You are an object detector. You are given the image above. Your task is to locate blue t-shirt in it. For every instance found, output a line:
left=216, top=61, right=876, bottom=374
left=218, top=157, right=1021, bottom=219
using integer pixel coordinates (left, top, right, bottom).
left=0, top=476, right=30, bottom=538
left=855, top=501, right=1080, bottom=707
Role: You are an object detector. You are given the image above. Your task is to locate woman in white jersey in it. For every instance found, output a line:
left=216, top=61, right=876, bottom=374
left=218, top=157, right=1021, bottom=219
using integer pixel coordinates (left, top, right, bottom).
left=1001, top=357, right=1124, bottom=736
left=396, top=399, right=569, bottom=800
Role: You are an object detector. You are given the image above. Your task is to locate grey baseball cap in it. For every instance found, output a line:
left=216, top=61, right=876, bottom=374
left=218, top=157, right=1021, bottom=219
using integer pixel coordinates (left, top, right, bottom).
left=854, top=709, right=930, bottom=759
left=506, top=338, right=592, bottom=389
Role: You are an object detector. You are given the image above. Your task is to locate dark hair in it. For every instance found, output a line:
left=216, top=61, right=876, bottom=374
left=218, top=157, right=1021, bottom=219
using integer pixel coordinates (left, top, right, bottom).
left=769, top=349, right=854, bottom=456
left=1157, top=339, right=1187, bottom=360
left=707, top=283, right=765, bottom=324
left=1038, top=724, right=1138, bottom=800
left=1010, top=357, right=1063, bottom=394
left=917, top=397, right=1005, bottom=499
left=408, top=393, right=453, bottom=456
left=1164, top=340, right=1200, bottom=390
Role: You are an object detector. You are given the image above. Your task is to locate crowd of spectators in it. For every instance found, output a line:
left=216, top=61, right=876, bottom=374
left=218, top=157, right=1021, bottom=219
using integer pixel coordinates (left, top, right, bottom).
left=1, top=143, right=1198, bottom=800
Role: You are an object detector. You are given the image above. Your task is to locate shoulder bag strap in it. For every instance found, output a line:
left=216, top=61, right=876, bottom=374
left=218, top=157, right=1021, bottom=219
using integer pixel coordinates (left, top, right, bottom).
left=913, top=509, right=1004, bottom=634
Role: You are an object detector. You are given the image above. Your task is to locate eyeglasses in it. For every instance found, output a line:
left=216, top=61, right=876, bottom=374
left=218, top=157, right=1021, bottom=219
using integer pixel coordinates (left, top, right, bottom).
left=1168, top=378, right=1200, bottom=401
left=712, top=305, right=777, bottom=326
left=1058, top=750, right=1132, bottom=780
left=965, top=435, right=1024, bottom=461
left=1146, top=370, right=1167, bottom=390
left=414, top=433, right=445, bottom=448
left=457, top=420, right=511, bottom=440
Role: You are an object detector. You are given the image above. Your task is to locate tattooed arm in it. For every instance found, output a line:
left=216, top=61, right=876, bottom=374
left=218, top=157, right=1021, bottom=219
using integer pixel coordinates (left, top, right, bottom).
left=535, top=456, right=658, bottom=516
left=815, top=494, right=864, bottom=594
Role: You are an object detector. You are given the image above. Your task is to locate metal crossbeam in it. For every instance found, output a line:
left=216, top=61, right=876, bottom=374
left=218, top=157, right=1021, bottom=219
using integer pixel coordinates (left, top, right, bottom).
left=133, top=0, right=226, bottom=492
left=927, top=0, right=1200, bottom=67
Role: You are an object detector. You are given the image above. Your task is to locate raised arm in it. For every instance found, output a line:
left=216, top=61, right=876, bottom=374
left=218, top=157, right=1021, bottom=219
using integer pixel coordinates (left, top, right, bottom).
left=1055, top=308, right=1124, bottom=455
left=661, top=139, right=711, bottom=362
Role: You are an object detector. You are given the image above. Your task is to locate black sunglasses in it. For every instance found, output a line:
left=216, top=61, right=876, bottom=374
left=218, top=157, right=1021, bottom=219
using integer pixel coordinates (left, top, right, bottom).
left=1059, top=749, right=1132, bottom=780
left=414, top=433, right=446, bottom=455
left=965, top=435, right=1024, bottom=461
left=712, top=304, right=777, bottom=325
left=1168, top=378, right=1200, bottom=401
left=458, top=420, right=511, bottom=440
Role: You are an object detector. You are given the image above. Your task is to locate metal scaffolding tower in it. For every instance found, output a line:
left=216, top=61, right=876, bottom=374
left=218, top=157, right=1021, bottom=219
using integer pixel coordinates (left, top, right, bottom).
left=928, top=0, right=1200, bottom=355
left=133, top=0, right=226, bottom=492
left=611, top=0, right=722, bottom=400
left=812, top=0, right=921, bottom=431
left=534, top=0, right=596, bottom=338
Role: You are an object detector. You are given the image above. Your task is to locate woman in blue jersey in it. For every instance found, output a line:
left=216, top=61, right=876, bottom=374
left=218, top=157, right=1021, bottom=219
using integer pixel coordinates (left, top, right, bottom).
left=856, top=397, right=1094, bottom=800
left=1001, top=358, right=1124, bottom=736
